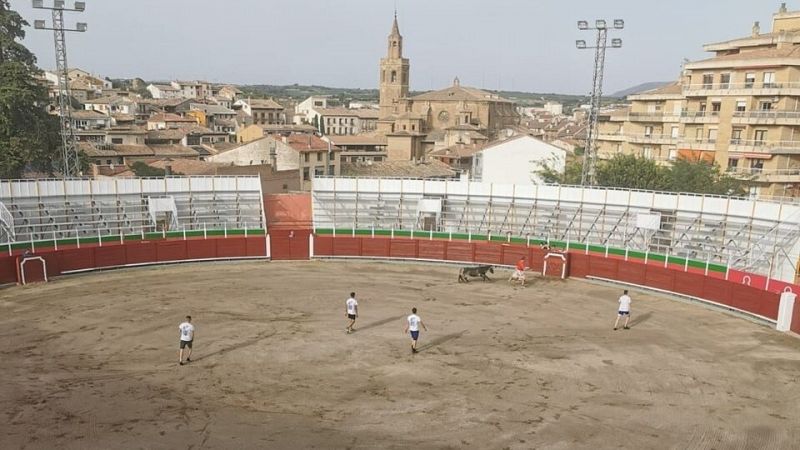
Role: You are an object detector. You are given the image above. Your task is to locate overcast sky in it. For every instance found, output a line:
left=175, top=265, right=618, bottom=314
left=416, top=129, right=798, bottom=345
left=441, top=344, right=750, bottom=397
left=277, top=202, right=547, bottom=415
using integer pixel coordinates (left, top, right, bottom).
left=10, top=0, right=782, bottom=94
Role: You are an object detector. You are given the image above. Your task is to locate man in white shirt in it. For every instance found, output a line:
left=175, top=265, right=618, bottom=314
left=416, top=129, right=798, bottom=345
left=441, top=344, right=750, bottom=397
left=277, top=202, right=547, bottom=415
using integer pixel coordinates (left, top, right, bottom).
left=178, top=315, right=195, bottom=365
left=614, top=290, right=632, bottom=331
left=404, top=307, right=428, bottom=353
left=345, top=292, right=358, bottom=334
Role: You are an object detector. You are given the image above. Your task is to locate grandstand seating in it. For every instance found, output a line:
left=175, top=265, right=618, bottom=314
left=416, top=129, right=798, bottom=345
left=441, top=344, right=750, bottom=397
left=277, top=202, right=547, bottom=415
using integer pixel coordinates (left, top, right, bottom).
left=0, top=177, right=265, bottom=243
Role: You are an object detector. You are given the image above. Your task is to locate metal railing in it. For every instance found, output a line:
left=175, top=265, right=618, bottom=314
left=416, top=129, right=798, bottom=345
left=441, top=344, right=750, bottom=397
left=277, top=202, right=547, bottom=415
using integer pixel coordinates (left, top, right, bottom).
left=681, top=111, right=721, bottom=118
left=728, top=140, right=800, bottom=150
left=0, top=201, right=15, bottom=242
left=683, top=82, right=800, bottom=91
left=732, top=111, right=800, bottom=120
left=728, top=167, right=800, bottom=176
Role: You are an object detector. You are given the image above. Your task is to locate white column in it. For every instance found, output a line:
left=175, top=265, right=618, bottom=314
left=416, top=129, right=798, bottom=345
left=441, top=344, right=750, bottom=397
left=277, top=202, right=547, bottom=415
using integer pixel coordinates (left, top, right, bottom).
left=776, top=291, right=796, bottom=332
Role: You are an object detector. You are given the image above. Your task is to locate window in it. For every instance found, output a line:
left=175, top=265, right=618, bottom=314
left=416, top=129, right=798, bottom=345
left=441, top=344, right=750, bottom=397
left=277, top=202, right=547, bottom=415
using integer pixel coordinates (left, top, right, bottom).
left=745, top=73, right=755, bottom=88
left=616, top=144, right=622, bottom=154
left=411, top=124, right=416, bottom=131
left=111, top=138, right=123, bottom=144
left=707, top=128, right=718, bottom=143
left=668, top=148, right=678, bottom=161
left=731, top=128, right=744, bottom=144
left=735, top=101, right=747, bottom=112
left=643, top=146, right=653, bottom=159
left=314, top=167, right=325, bottom=176
left=720, top=73, right=731, bottom=89
left=304, top=153, right=310, bottom=163
left=391, top=71, right=397, bottom=82
left=695, top=128, right=703, bottom=140
left=727, top=158, right=739, bottom=170
left=316, top=152, right=322, bottom=162
left=763, top=72, right=776, bottom=88
left=702, top=74, right=714, bottom=89
left=644, top=126, right=653, bottom=136
left=754, top=130, right=767, bottom=144
left=106, top=159, right=112, bottom=165
left=670, top=126, right=679, bottom=138
left=303, top=167, right=310, bottom=181
left=759, top=101, right=773, bottom=111
left=699, top=102, right=707, bottom=113
left=750, top=159, right=764, bottom=173
left=711, top=102, right=721, bottom=115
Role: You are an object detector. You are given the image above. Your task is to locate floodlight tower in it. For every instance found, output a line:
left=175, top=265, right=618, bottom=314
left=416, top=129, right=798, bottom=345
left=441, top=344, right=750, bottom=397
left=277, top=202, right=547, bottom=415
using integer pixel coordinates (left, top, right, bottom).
left=32, top=0, right=88, bottom=178
left=576, top=19, right=623, bottom=186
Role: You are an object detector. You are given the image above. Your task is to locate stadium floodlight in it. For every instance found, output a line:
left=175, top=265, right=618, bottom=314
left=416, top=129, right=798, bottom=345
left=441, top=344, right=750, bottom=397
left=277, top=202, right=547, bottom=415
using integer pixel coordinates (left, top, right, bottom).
left=31, top=0, right=88, bottom=178
left=575, top=18, right=625, bottom=186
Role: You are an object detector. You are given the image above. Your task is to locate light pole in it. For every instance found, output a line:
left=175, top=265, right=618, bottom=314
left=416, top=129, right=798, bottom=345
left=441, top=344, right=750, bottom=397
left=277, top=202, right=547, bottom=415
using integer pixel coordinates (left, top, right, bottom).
left=32, top=0, right=88, bottom=178
left=576, top=19, right=623, bottom=186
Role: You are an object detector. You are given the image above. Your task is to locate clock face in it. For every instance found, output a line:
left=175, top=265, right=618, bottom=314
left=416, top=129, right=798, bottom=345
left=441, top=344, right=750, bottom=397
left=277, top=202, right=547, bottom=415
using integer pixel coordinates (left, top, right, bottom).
left=438, top=111, right=450, bottom=123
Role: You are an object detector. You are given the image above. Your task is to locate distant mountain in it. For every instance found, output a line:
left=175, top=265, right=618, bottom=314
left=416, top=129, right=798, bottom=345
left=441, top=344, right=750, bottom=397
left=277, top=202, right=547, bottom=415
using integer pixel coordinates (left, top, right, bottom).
left=609, top=82, right=672, bottom=99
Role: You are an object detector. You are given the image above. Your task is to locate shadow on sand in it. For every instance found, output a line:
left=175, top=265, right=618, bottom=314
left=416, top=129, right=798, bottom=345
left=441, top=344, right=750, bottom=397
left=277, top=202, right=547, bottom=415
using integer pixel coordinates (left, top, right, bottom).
left=354, top=315, right=407, bottom=333
left=628, top=311, right=653, bottom=328
left=416, top=330, right=467, bottom=353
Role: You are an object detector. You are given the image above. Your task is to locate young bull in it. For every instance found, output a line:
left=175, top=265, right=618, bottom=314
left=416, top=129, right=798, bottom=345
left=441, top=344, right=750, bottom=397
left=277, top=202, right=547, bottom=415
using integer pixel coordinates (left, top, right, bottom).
left=458, top=265, right=494, bottom=282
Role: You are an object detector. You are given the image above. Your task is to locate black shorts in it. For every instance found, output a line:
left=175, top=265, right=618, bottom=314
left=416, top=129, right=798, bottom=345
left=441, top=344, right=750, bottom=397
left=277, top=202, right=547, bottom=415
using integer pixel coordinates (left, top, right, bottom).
left=348, top=314, right=357, bottom=320
left=180, top=340, right=193, bottom=349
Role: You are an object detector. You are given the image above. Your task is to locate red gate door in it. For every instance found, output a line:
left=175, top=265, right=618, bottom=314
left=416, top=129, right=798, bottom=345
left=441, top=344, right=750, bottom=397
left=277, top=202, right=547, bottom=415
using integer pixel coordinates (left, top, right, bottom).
left=270, top=229, right=311, bottom=260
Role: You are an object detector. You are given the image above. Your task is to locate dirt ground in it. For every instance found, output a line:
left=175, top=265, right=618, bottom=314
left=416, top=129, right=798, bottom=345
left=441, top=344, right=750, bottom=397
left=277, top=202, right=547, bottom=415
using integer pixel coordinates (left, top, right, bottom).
left=1, top=260, right=799, bottom=450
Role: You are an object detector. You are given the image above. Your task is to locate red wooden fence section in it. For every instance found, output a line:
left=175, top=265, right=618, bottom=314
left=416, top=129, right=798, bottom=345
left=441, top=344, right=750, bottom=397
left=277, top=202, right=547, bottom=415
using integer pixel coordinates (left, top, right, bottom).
left=314, top=235, right=799, bottom=334
left=264, top=194, right=312, bottom=260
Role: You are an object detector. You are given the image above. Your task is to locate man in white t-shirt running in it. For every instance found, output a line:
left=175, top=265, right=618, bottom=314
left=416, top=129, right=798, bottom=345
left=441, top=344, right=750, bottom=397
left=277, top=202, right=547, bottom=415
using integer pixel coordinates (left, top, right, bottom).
left=178, top=315, right=195, bottom=365
left=345, top=292, right=358, bottom=334
left=614, top=290, right=632, bottom=331
left=404, top=307, right=428, bottom=353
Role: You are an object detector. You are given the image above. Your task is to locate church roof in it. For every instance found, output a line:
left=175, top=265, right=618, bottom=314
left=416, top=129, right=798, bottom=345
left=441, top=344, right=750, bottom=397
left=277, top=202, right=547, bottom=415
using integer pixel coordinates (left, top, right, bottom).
left=410, top=84, right=513, bottom=103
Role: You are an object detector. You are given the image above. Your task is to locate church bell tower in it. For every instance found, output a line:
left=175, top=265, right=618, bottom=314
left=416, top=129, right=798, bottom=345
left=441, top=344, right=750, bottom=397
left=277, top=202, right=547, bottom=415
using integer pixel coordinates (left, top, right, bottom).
left=379, top=12, right=410, bottom=119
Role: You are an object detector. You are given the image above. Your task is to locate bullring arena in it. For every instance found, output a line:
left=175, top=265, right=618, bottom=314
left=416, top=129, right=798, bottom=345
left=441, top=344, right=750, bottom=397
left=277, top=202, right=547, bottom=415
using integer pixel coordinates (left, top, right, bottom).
left=1, top=176, right=800, bottom=449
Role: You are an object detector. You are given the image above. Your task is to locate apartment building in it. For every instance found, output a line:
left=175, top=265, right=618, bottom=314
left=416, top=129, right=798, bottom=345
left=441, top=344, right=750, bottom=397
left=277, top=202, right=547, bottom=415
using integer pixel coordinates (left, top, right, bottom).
left=597, top=3, right=800, bottom=198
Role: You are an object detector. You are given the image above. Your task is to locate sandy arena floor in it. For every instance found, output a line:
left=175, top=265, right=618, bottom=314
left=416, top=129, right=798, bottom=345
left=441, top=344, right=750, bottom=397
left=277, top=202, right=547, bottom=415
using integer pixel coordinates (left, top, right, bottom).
left=1, top=260, right=799, bottom=449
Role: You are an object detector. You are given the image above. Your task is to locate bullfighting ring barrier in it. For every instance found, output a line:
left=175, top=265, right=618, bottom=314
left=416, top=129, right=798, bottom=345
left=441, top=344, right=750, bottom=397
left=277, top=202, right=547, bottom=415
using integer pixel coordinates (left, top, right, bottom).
left=1, top=176, right=799, bottom=336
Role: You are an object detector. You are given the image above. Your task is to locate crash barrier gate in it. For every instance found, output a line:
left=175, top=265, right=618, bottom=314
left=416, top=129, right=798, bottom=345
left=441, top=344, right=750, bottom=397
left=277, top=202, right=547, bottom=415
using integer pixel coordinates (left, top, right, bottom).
left=3, top=228, right=269, bottom=285
left=311, top=230, right=800, bottom=335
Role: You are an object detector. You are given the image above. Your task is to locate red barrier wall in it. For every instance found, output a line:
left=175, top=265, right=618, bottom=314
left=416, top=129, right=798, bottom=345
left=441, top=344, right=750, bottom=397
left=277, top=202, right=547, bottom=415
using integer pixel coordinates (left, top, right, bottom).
left=0, top=236, right=267, bottom=286
left=314, top=235, right=798, bottom=333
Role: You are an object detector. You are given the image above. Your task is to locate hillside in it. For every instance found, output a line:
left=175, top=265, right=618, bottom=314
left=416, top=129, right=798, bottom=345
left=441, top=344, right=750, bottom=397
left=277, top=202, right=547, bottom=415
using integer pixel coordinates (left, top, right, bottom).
left=609, top=81, right=672, bottom=98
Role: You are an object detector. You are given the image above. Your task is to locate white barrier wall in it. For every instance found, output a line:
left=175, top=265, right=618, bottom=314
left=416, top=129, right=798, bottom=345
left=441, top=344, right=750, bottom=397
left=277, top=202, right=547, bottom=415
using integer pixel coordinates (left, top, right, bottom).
left=312, top=177, right=800, bottom=283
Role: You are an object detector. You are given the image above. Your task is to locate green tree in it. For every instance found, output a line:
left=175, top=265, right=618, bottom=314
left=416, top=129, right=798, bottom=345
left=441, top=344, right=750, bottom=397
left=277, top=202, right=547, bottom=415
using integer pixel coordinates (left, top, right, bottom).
left=536, top=155, right=583, bottom=185
left=665, top=157, right=750, bottom=196
left=595, top=154, right=670, bottom=190
left=0, top=0, right=61, bottom=178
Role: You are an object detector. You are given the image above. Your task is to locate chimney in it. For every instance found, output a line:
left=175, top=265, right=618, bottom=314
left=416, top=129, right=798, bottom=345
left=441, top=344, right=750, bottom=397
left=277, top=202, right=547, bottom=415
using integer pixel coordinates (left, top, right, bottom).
left=752, top=21, right=760, bottom=37
left=780, top=2, right=788, bottom=13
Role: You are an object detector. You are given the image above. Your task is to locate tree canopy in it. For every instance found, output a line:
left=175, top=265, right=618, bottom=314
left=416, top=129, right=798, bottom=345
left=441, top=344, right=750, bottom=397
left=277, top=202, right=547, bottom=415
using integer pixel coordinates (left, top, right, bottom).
left=0, top=0, right=62, bottom=178
left=537, top=154, right=750, bottom=196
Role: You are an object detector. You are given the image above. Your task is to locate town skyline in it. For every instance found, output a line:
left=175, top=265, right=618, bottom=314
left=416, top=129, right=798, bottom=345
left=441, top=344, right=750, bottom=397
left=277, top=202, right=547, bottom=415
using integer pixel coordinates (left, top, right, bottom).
left=11, top=0, right=779, bottom=94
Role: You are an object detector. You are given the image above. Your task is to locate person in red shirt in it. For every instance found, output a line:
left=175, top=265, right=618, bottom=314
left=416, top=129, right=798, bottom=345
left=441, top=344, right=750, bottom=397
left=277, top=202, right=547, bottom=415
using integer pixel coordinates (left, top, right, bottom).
left=509, top=256, right=528, bottom=286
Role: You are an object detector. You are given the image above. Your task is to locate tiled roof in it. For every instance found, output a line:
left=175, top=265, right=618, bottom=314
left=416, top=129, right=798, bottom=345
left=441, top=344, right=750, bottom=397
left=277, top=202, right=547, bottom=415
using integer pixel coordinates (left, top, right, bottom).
left=410, top=85, right=513, bottom=103
left=328, top=135, right=388, bottom=146
left=248, top=98, right=284, bottom=109
left=72, top=109, right=109, bottom=119
left=690, top=45, right=800, bottom=64
left=273, top=134, right=340, bottom=153
left=190, top=103, right=235, bottom=115
left=147, top=113, right=197, bottom=123
left=150, top=145, right=200, bottom=157
left=341, top=159, right=456, bottom=178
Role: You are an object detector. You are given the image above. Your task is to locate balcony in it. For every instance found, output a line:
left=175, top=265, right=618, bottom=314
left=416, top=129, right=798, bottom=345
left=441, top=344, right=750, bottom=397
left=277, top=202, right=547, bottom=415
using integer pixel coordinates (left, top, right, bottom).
left=679, top=139, right=717, bottom=151
left=727, top=167, right=800, bottom=183
left=728, top=139, right=800, bottom=155
left=680, top=111, right=721, bottom=124
left=627, top=112, right=681, bottom=123
left=597, top=132, right=627, bottom=142
left=683, top=81, right=800, bottom=97
left=627, top=133, right=681, bottom=145
left=732, top=111, right=800, bottom=126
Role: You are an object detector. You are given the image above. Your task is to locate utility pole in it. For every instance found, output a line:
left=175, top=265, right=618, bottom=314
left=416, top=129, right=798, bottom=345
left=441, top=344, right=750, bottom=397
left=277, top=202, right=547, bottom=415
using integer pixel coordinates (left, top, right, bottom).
left=576, top=19, right=623, bottom=186
left=32, top=0, right=88, bottom=178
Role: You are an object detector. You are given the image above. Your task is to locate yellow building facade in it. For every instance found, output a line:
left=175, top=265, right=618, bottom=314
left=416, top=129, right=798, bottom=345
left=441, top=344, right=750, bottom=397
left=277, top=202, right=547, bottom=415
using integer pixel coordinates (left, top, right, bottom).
left=597, top=3, right=800, bottom=198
